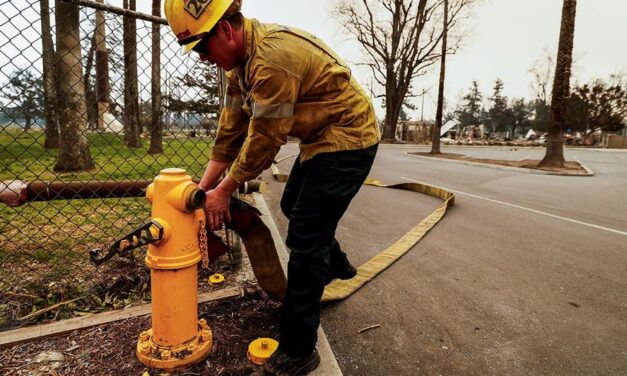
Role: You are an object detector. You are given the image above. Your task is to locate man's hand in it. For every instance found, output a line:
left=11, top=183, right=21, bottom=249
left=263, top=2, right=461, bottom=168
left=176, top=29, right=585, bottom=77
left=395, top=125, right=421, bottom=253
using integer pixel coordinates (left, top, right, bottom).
left=205, top=187, right=232, bottom=231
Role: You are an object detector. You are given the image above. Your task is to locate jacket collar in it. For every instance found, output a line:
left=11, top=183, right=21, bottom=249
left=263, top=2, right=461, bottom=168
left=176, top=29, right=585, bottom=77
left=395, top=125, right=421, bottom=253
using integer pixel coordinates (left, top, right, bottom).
left=243, top=16, right=254, bottom=64
left=235, top=17, right=255, bottom=91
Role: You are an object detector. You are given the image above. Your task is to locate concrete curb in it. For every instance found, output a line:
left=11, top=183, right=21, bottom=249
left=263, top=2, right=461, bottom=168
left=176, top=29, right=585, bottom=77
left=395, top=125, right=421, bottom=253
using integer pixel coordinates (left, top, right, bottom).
left=406, top=152, right=595, bottom=176
left=379, top=143, right=627, bottom=153
left=574, top=157, right=595, bottom=176
left=253, top=193, right=343, bottom=376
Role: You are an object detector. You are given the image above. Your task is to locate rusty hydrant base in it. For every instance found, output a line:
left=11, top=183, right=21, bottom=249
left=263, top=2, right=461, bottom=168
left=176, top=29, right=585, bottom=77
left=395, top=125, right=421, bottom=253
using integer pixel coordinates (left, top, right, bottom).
left=136, top=320, right=213, bottom=369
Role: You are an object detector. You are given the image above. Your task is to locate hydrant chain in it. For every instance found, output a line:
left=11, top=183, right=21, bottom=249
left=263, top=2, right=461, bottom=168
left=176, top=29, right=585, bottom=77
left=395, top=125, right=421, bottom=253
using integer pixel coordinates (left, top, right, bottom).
left=199, top=214, right=210, bottom=269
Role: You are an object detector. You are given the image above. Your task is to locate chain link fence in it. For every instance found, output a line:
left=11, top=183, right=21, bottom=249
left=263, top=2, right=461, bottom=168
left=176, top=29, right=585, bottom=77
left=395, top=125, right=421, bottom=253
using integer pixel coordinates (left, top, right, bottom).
left=0, top=0, right=225, bottom=331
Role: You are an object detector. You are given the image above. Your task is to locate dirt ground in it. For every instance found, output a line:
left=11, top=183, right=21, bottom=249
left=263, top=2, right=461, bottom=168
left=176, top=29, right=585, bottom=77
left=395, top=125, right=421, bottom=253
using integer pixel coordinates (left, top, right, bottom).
left=0, top=284, right=280, bottom=376
left=412, top=152, right=588, bottom=174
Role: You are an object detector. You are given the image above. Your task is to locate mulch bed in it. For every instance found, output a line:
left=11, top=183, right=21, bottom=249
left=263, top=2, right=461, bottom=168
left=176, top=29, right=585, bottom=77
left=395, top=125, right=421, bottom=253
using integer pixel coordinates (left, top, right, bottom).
left=412, top=152, right=588, bottom=174
left=0, top=284, right=280, bottom=376
left=1, top=230, right=244, bottom=332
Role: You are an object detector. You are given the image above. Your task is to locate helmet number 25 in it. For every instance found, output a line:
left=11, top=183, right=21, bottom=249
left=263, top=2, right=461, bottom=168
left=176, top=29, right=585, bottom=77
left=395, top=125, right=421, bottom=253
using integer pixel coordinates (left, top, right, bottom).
left=184, top=0, right=212, bottom=19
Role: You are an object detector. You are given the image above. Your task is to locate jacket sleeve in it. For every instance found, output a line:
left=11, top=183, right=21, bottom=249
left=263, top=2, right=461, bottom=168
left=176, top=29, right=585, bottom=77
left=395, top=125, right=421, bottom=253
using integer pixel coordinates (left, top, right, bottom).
left=210, top=71, right=249, bottom=162
left=228, top=64, right=300, bottom=184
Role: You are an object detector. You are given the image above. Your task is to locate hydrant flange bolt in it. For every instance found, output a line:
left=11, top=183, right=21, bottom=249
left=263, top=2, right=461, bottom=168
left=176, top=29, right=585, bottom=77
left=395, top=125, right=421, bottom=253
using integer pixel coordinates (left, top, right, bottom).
left=138, top=342, right=151, bottom=356
left=201, top=328, right=212, bottom=341
left=139, top=331, right=150, bottom=342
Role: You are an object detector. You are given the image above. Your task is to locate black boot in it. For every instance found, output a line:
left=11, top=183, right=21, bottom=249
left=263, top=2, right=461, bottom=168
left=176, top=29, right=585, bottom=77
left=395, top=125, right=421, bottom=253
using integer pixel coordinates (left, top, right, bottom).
left=327, top=240, right=357, bottom=282
left=251, top=348, right=320, bottom=376
left=328, top=262, right=357, bottom=281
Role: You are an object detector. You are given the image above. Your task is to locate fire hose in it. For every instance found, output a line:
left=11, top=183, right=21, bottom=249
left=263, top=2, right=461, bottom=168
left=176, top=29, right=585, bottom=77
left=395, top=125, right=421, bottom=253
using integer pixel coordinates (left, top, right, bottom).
left=271, top=155, right=455, bottom=302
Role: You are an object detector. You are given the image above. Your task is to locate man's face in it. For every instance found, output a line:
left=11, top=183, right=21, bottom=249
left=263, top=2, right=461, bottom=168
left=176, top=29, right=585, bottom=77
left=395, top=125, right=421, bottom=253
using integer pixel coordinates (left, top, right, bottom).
left=193, top=21, right=239, bottom=71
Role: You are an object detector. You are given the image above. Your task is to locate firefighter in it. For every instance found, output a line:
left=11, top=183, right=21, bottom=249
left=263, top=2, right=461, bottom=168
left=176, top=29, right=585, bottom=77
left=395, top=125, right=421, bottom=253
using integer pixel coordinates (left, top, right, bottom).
left=164, top=1, right=380, bottom=374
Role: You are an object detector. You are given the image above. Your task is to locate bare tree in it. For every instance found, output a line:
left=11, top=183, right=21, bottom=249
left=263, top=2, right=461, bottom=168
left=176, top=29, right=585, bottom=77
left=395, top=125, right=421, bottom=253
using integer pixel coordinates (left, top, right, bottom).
left=40, top=0, right=59, bottom=148
left=528, top=52, right=554, bottom=132
left=336, top=0, right=473, bottom=141
left=148, top=0, right=163, bottom=154
left=539, top=0, right=577, bottom=167
left=529, top=51, right=554, bottom=105
left=431, top=0, right=448, bottom=154
left=123, top=0, right=141, bottom=147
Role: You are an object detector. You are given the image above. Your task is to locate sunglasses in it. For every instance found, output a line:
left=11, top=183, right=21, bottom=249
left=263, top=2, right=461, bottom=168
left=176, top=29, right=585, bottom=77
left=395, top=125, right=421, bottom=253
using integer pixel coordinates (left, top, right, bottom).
left=189, top=32, right=214, bottom=55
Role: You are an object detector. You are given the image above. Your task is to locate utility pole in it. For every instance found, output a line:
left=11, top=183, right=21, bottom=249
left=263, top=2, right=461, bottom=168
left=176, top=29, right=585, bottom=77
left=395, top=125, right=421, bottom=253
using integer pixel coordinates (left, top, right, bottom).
left=431, top=0, right=448, bottom=155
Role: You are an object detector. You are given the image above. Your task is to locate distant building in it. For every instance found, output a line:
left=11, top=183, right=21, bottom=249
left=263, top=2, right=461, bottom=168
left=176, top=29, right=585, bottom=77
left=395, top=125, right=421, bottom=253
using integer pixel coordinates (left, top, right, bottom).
left=396, top=120, right=434, bottom=143
left=440, top=120, right=458, bottom=138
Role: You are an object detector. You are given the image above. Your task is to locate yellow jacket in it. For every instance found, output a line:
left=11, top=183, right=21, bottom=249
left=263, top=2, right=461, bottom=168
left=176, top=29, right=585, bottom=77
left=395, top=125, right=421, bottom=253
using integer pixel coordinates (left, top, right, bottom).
left=211, top=17, right=380, bottom=183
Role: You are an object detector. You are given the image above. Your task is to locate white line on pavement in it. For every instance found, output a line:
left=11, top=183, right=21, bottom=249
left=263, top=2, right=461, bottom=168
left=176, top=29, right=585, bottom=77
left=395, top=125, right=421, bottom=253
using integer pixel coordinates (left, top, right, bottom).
left=400, top=176, right=627, bottom=237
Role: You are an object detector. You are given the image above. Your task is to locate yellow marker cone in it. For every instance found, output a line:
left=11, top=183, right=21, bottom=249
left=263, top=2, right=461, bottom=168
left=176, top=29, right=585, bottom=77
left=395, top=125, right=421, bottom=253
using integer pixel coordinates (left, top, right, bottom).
left=247, top=338, right=279, bottom=365
left=208, top=273, right=225, bottom=285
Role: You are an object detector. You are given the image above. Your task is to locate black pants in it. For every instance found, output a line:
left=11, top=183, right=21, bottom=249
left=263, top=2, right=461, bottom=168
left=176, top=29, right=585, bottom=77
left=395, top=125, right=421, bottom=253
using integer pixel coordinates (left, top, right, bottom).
left=279, top=143, right=378, bottom=357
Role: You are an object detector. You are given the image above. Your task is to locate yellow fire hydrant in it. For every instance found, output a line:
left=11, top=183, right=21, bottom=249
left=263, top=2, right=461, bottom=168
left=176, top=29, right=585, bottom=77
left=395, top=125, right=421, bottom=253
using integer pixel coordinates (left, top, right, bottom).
left=136, top=168, right=213, bottom=369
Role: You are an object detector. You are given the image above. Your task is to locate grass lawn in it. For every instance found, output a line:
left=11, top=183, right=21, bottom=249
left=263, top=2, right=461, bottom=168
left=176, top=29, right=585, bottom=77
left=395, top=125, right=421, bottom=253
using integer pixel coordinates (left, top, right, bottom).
left=0, top=128, right=213, bottom=181
left=0, top=128, right=216, bottom=330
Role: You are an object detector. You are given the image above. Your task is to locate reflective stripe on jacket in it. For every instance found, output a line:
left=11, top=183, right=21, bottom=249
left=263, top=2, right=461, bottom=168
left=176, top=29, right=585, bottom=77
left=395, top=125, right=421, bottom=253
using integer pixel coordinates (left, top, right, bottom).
left=211, top=17, right=380, bottom=183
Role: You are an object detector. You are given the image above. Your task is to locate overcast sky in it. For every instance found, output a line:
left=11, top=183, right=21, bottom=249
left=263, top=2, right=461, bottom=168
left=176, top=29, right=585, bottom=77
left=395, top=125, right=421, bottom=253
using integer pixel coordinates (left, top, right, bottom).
left=234, top=0, right=627, bottom=119
left=3, top=1, right=625, bottom=120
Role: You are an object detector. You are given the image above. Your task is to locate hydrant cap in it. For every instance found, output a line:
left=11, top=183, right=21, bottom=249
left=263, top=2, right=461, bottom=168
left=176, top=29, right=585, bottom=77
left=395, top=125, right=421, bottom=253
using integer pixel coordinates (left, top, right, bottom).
left=208, top=273, right=225, bottom=285
left=161, top=168, right=186, bottom=175
left=247, top=338, right=279, bottom=365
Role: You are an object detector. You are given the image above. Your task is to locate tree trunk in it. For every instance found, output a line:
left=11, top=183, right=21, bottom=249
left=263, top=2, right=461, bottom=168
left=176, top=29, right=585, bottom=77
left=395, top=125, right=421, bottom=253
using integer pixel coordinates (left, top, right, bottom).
left=431, top=0, right=448, bottom=154
left=40, top=0, right=59, bottom=149
left=148, top=0, right=163, bottom=154
left=123, top=0, right=141, bottom=147
left=539, top=0, right=576, bottom=167
left=53, top=0, right=95, bottom=172
left=382, top=111, right=397, bottom=141
left=95, top=0, right=111, bottom=130
left=382, top=68, right=399, bottom=142
left=84, top=31, right=98, bottom=129
left=401, top=121, right=408, bottom=142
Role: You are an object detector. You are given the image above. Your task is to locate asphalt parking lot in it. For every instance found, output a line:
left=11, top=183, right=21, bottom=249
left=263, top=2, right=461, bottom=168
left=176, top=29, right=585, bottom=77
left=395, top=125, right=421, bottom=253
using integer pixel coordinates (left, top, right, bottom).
left=262, top=144, right=627, bottom=376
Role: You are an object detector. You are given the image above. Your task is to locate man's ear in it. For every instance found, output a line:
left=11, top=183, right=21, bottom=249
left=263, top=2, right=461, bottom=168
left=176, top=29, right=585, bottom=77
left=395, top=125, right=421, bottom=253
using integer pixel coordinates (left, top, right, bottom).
left=217, top=20, right=233, bottom=40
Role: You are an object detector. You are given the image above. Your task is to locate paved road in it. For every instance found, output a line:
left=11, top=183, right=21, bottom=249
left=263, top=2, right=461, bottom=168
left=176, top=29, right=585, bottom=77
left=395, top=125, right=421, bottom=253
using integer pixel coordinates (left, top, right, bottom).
left=260, top=144, right=627, bottom=376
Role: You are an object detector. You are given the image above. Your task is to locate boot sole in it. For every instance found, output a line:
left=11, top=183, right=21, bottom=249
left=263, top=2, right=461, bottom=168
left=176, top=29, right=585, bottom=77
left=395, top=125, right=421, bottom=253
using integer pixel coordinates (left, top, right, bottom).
left=291, top=353, right=321, bottom=376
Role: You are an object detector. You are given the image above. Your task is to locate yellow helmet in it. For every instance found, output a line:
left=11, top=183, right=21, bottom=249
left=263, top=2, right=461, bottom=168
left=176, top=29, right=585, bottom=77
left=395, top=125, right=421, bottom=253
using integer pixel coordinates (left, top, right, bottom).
left=163, top=0, right=242, bottom=54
